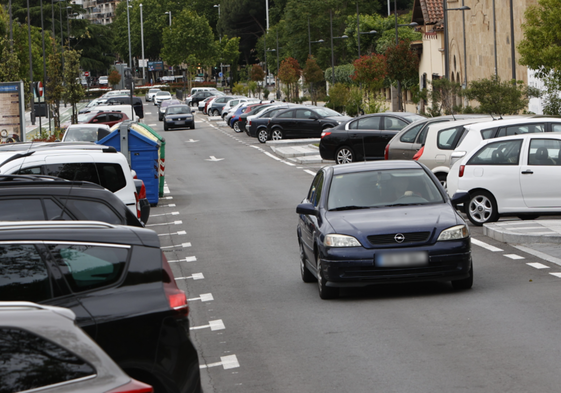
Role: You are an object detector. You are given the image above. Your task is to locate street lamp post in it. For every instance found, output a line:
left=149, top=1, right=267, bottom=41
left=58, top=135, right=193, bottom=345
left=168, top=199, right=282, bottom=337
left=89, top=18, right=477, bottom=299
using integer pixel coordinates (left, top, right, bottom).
left=214, top=5, right=223, bottom=87
left=27, top=0, right=35, bottom=125
left=140, top=4, right=146, bottom=83
left=393, top=0, right=418, bottom=112
left=126, top=0, right=132, bottom=76
left=329, top=10, right=348, bottom=87
left=164, top=11, right=171, bottom=27
left=444, top=5, right=470, bottom=80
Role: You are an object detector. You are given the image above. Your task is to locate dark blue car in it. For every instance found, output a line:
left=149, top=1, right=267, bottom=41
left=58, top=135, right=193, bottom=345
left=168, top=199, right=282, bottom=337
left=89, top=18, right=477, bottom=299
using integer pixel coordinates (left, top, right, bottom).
left=296, top=160, right=472, bottom=299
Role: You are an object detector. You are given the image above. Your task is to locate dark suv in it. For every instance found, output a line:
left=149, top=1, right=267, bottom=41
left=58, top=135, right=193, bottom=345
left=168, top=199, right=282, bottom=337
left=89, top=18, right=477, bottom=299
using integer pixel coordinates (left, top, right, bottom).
left=0, top=175, right=143, bottom=226
left=0, top=221, right=202, bottom=393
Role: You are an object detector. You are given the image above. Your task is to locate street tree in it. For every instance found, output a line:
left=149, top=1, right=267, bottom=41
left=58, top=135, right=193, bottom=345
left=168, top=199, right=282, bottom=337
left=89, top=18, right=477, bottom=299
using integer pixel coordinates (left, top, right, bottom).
left=463, top=75, right=532, bottom=118
left=108, top=70, right=121, bottom=88
left=0, top=36, right=21, bottom=82
left=46, top=38, right=63, bottom=130
left=161, top=9, right=218, bottom=76
left=324, top=64, right=355, bottom=86
left=278, top=57, right=300, bottom=101
left=219, top=36, right=241, bottom=84
left=62, top=48, right=85, bottom=124
left=303, top=56, right=324, bottom=105
left=385, top=39, right=419, bottom=111
left=351, top=53, right=387, bottom=91
left=250, top=64, right=265, bottom=98
left=421, top=78, right=462, bottom=116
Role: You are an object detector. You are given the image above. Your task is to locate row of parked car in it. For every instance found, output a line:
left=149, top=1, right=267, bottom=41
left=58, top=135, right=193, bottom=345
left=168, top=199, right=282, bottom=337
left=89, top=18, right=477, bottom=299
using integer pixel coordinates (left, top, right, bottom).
left=2, top=87, right=203, bottom=391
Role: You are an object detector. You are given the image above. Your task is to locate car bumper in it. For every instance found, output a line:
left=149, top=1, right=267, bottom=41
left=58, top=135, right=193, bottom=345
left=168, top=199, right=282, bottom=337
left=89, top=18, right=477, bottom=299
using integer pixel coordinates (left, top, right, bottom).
left=165, top=119, right=194, bottom=128
left=319, top=240, right=471, bottom=287
left=140, top=198, right=150, bottom=225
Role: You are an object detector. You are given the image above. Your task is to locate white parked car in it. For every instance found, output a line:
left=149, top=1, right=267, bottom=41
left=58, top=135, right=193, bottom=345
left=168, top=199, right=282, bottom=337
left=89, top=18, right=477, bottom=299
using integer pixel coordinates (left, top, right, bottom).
left=450, top=117, right=561, bottom=167
left=98, top=75, right=108, bottom=86
left=145, top=88, right=161, bottom=102
left=61, top=124, right=111, bottom=142
left=153, top=91, right=172, bottom=106
left=447, top=132, right=561, bottom=225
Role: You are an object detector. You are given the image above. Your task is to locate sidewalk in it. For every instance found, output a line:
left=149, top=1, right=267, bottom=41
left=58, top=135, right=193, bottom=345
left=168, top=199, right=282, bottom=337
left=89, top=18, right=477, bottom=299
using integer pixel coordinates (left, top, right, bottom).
left=268, top=139, right=330, bottom=164
left=24, top=103, right=86, bottom=139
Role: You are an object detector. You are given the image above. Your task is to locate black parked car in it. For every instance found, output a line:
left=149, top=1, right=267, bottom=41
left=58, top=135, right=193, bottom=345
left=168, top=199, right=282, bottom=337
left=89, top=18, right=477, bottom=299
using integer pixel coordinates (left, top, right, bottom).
left=319, top=112, right=426, bottom=164
left=164, top=104, right=195, bottom=130
left=189, top=90, right=215, bottom=108
left=246, top=104, right=300, bottom=142
left=0, top=221, right=202, bottom=393
left=266, top=107, right=351, bottom=141
left=237, top=102, right=276, bottom=133
left=207, top=96, right=235, bottom=117
left=296, top=160, right=472, bottom=299
left=0, top=174, right=144, bottom=226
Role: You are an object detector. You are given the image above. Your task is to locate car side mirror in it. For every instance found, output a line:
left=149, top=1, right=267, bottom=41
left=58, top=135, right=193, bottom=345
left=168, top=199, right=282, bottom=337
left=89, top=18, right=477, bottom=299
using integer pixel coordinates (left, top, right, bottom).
left=450, top=192, right=470, bottom=209
left=296, top=202, right=318, bottom=216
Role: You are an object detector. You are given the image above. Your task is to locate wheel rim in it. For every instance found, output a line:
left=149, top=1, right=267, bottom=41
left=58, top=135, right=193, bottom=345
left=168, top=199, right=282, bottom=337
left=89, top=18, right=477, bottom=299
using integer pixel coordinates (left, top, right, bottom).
left=233, top=122, right=240, bottom=132
left=469, top=195, right=494, bottom=224
left=299, top=243, right=306, bottom=276
left=258, top=130, right=268, bottom=143
left=336, top=148, right=353, bottom=164
left=316, top=257, right=323, bottom=294
left=272, top=130, right=283, bottom=140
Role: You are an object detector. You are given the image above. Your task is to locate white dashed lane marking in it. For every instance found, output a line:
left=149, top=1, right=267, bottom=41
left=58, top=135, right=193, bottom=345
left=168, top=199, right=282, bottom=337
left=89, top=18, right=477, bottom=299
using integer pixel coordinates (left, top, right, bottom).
left=190, top=319, right=226, bottom=331
left=146, top=220, right=183, bottom=227
left=158, top=230, right=187, bottom=237
left=160, top=242, right=192, bottom=249
left=504, top=254, right=525, bottom=260
left=168, top=256, right=197, bottom=263
left=188, top=293, right=214, bottom=302
left=527, top=263, right=550, bottom=269
left=200, top=355, right=240, bottom=370
left=176, top=273, right=204, bottom=280
left=550, top=273, right=561, bottom=278
left=470, top=238, right=503, bottom=252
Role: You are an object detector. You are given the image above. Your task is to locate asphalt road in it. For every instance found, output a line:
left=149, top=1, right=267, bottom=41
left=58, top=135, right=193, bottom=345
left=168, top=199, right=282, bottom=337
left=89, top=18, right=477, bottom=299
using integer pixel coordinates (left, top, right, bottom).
left=143, top=107, right=561, bottom=393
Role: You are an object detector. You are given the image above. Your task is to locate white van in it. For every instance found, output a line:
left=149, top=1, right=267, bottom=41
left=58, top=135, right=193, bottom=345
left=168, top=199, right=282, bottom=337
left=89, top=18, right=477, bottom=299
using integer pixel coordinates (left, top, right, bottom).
left=0, top=146, right=139, bottom=216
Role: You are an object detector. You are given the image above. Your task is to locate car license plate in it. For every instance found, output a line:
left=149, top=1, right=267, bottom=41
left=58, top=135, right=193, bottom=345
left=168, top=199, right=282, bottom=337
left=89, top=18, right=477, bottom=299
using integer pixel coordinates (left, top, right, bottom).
left=376, top=251, right=428, bottom=267
left=175, top=121, right=185, bottom=125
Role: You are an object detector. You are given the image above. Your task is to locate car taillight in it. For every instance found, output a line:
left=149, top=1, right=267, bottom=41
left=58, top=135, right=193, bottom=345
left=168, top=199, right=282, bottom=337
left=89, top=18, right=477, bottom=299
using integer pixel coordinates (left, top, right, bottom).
left=384, top=144, right=389, bottom=160
left=161, top=252, right=189, bottom=317
left=134, top=191, right=141, bottom=219
left=412, top=146, right=424, bottom=161
left=459, top=165, right=465, bottom=177
left=248, top=120, right=252, bottom=125
left=105, top=379, right=153, bottom=393
left=321, top=131, right=331, bottom=138
left=139, top=181, right=147, bottom=199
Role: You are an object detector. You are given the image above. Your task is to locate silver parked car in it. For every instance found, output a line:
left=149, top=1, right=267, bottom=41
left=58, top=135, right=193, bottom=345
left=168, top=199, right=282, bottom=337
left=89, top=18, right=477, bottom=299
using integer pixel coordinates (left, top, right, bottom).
left=0, top=301, right=153, bottom=392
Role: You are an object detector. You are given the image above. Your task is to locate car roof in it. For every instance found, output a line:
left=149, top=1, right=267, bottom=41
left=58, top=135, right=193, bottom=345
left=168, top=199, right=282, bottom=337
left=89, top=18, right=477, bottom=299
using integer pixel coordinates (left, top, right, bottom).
left=464, top=116, right=561, bottom=131
left=425, top=118, right=492, bottom=132
left=330, top=160, right=423, bottom=175
left=0, top=220, right=159, bottom=247
left=66, top=124, right=111, bottom=131
left=480, top=131, right=561, bottom=144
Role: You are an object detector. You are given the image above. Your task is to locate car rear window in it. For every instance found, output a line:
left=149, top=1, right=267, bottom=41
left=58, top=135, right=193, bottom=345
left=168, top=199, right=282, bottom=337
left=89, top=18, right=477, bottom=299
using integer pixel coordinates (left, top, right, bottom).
left=44, top=163, right=126, bottom=193
left=0, top=244, right=52, bottom=302
left=437, top=126, right=466, bottom=150
left=0, top=199, right=46, bottom=220
left=467, top=139, right=522, bottom=165
left=60, top=198, right=123, bottom=224
left=48, top=244, right=129, bottom=292
left=0, top=327, right=96, bottom=391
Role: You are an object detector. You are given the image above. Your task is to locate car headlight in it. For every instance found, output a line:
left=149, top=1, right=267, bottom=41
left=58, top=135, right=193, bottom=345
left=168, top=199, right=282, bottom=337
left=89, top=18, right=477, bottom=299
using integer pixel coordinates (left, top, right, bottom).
left=437, top=224, right=469, bottom=241
left=324, top=234, right=362, bottom=247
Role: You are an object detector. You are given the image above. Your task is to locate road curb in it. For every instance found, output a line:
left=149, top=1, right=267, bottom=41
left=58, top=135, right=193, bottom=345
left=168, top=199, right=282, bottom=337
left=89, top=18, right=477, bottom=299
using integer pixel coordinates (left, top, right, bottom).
left=483, top=221, right=561, bottom=244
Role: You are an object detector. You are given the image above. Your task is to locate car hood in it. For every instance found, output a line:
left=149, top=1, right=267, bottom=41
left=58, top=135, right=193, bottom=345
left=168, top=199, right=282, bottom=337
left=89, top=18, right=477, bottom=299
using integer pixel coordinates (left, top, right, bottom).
left=324, top=203, right=460, bottom=245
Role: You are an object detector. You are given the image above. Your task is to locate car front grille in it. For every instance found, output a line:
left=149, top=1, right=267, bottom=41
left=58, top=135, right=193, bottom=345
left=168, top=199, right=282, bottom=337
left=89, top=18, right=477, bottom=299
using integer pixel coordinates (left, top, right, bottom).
left=367, top=231, right=431, bottom=246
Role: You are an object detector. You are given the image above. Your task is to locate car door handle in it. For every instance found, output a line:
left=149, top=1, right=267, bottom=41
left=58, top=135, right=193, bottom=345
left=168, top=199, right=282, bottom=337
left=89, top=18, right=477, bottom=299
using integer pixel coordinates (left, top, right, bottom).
left=521, top=170, right=533, bottom=174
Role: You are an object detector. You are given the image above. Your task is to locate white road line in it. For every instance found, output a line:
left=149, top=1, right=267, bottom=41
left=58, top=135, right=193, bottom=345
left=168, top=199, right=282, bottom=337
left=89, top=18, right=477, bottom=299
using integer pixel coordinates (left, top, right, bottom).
left=527, top=262, right=550, bottom=269
left=264, top=152, right=282, bottom=161
left=188, top=293, right=214, bottom=302
left=166, top=204, right=177, bottom=207
left=190, top=319, right=226, bottom=331
left=157, top=230, right=187, bottom=237
left=164, top=186, right=171, bottom=194
left=504, top=254, right=525, bottom=260
left=150, top=211, right=180, bottom=217
left=146, top=220, right=182, bottom=227
left=304, top=170, right=316, bottom=176
left=148, top=123, right=157, bottom=126
left=470, top=238, right=503, bottom=252
left=283, top=161, right=296, bottom=166
left=176, top=273, right=204, bottom=280
left=549, top=273, right=561, bottom=278
left=161, top=196, right=173, bottom=200
left=161, top=242, right=192, bottom=249
left=200, top=355, right=240, bottom=370
left=168, top=255, right=196, bottom=263
left=514, top=245, right=561, bottom=268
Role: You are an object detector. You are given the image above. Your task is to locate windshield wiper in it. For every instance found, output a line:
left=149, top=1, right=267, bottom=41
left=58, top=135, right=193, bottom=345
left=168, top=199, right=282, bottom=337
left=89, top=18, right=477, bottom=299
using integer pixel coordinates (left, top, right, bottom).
left=384, top=203, right=425, bottom=207
left=330, top=205, right=371, bottom=211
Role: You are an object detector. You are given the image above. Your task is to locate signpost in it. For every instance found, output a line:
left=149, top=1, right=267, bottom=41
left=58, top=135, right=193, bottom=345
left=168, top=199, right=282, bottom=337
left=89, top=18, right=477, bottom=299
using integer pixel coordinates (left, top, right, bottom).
left=0, top=81, right=25, bottom=142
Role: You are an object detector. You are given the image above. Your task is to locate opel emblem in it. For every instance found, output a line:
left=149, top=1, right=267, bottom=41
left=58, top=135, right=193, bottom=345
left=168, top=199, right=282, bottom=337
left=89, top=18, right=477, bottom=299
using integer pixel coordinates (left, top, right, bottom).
left=394, top=233, right=405, bottom=243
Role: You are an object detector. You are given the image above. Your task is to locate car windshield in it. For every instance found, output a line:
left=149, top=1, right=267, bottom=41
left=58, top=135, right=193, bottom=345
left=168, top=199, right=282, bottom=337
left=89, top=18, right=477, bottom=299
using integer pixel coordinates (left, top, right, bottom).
left=149, top=89, right=160, bottom=93
left=315, top=107, right=342, bottom=117
left=162, top=100, right=180, bottom=108
left=157, top=92, right=171, bottom=97
left=167, top=106, right=191, bottom=114
left=77, top=112, right=97, bottom=123
left=327, top=168, right=444, bottom=211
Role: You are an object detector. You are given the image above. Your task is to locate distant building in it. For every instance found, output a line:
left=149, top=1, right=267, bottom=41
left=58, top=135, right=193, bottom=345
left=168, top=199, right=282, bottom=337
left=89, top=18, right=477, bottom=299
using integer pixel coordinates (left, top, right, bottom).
left=82, top=0, right=118, bottom=25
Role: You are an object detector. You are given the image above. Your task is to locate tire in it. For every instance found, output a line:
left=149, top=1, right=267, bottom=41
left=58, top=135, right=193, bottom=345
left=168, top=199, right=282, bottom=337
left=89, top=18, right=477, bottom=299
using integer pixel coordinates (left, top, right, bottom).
left=191, top=122, right=195, bottom=130
left=163, top=123, right=168, bottom=131
left=335, top=146, right=354, bottom=164
left=271, top=128, right=284, bottom=141
left=213, top=109, right=220, bottom=116
left=466, top=190, right=499, bottom=226
left=517, top=214, right=540, bottom=220
left=451, top=262, right=473, bottom=290
left=317, top=254, right=338, bottom=299
left=257, top=129, right=269, bottom=143
left=299, top=241, right=315, bottom=283
left=233, top=121, right=242, bottom=133
left=436, top=173, right=448, bottom=189
left=158, top=115, right=162, bottom=121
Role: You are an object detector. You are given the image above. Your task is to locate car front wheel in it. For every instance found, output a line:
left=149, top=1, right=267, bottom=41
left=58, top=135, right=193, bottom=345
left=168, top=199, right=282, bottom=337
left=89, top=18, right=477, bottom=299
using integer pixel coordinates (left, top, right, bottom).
left=271, top=128, right=284, bottom=141
left=317, top=254, right=338, bottom=299
left=466, top=190, right=499, bottom=226
left=335, top=146, right=354, bottom=164
left=257, top=129, right=269, bottom=143
left=233, top=121, right=242, bottom=133
left=163, top=123, right=169, bottom=131
left=300, top=241, right=315, bottom=283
